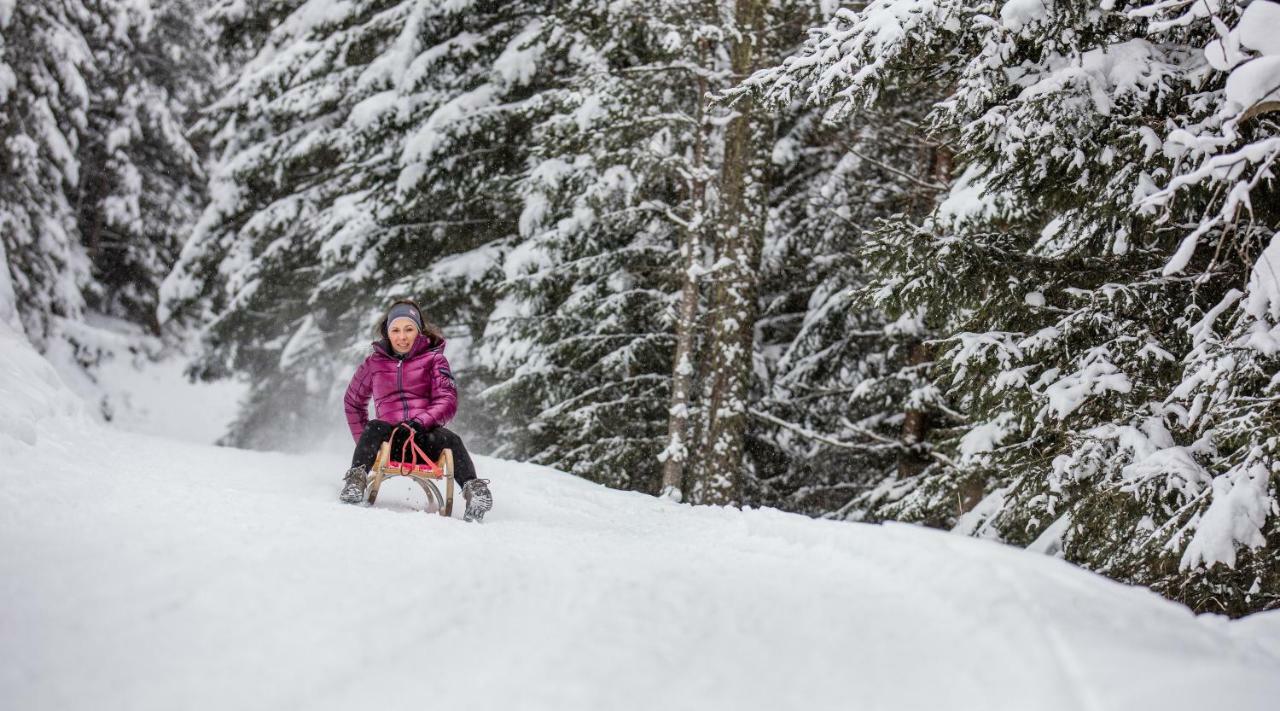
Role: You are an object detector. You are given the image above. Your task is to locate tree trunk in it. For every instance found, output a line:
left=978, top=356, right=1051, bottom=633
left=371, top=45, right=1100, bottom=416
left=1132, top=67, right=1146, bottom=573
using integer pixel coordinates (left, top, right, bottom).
left=659, top=42, right=712, bottom=501
left=689, top=0, right=768, bottom=506
left=897, top=142, right=952, bottom=478
left=897, top=340, right=932, bottom=478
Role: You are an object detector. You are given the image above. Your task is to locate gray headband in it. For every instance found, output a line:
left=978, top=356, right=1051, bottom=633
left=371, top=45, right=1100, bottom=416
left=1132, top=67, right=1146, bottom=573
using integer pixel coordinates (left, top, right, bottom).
left=386, top=303, right=424, bottom=332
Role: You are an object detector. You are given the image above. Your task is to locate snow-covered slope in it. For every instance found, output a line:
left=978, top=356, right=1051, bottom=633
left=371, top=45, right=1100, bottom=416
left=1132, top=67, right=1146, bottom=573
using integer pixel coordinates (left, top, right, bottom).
left=0, top=319, right=87, bottom=457
left=2, top=326, right=1278, bottom=711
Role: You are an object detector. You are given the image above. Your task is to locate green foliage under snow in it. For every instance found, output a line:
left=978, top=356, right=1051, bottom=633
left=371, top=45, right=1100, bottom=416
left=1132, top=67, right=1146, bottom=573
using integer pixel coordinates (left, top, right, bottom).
left=745, top=0, right=1280, bottom=615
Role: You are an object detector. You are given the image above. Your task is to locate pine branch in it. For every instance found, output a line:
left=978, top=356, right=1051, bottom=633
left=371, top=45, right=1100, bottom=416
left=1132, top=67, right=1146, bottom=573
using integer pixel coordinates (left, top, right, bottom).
left=842, top=145, right=948, bottom=191
left=750, top=408, right=957, bottom=470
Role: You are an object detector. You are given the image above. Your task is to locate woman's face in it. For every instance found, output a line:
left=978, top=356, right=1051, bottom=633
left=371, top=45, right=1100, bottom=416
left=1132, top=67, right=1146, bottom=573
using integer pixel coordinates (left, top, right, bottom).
left=388, top=320, right=420, bottom=355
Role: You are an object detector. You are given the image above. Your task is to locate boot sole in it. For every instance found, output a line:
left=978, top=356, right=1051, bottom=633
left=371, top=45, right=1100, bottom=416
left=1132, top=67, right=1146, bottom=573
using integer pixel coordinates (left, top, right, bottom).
left=339, top=487, right=365, bottom=504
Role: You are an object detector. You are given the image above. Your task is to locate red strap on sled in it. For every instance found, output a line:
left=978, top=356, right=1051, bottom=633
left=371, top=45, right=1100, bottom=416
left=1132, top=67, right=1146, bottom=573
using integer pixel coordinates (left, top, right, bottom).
left=393, top=423, right=438, bottom=475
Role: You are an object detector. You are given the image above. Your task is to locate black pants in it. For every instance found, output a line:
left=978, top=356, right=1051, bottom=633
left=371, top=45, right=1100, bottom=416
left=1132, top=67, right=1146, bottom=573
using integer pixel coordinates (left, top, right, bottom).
left=351, top=420, right=478, bottom=486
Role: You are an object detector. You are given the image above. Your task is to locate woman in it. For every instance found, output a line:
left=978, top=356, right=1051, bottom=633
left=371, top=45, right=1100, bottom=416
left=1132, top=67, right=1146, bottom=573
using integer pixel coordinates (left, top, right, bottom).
left=340, top=299, right=492, bottom=522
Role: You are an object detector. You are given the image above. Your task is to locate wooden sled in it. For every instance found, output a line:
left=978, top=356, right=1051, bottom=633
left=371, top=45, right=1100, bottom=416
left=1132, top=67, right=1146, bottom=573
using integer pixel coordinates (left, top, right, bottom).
left=366, top=423, right=454, bottom=516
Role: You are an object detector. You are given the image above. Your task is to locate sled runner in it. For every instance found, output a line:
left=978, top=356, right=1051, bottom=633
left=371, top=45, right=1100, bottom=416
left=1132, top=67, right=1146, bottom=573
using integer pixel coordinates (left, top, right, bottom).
left=367, top=424, right=454, bottom=516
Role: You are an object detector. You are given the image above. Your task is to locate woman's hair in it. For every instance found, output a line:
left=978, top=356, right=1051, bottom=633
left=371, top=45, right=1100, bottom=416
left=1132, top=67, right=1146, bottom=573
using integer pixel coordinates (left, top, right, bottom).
left=372, top=298, right=443, bottom=342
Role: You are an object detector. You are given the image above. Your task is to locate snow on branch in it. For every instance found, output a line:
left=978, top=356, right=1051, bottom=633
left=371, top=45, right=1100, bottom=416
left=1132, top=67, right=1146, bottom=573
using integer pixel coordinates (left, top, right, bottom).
left=1141, top=0, right=1280, bottom=275
left=733, top=0, right=962, bottom=117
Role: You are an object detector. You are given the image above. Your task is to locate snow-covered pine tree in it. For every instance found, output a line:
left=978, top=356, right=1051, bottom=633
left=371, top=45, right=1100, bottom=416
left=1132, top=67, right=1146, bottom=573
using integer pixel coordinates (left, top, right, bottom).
left=481, top=0, right=925, bottom=503
left=206, top=0, right=304, bottom=61
left=75, top=0, right=210, bottom=333
left=748, top=81, right=953, bottom=518
left=1, top=0, right=208, bottom=354
left=371, top=0, right=551, bottom=454
left=479, top=0, right=723, bottom=491
left=689, top=0, right=941, bottom=509
left=664, top=0, right=859, bottom=506
left=1139, top=0, right=1280, bottom=612
left=745, top=0, right=1279, bottom=613
left=162, top=0, right=548, bottom=448
left=0, top=0, right=95, bottom=345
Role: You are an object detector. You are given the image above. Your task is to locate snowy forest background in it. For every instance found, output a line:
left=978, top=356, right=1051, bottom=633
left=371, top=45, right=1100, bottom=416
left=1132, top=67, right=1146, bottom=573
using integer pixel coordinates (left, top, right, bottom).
left=3, top=0, right=1278, bottom=616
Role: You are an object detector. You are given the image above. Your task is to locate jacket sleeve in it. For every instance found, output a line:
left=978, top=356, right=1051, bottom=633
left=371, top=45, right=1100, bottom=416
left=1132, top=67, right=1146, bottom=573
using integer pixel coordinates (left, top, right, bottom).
left=343, top=357, right=375, bottom=443
left=411, top=352, right=458, bottom=430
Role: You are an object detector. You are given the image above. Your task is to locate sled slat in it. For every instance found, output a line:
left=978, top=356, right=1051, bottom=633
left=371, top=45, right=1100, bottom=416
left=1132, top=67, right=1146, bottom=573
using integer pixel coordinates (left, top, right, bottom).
left=443, top=449, right=454, bottom=517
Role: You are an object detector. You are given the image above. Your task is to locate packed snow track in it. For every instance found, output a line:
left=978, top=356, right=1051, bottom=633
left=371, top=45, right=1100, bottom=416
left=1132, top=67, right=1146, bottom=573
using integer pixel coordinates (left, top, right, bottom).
left=3, top=430, right=1279, bottom=711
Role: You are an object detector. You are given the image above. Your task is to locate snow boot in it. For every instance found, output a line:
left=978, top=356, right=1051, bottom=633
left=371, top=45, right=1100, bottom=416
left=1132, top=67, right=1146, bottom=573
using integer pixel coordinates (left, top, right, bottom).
left=462, top=479, right=492, bottom=523
left=339, top=466, right=367, bottom=504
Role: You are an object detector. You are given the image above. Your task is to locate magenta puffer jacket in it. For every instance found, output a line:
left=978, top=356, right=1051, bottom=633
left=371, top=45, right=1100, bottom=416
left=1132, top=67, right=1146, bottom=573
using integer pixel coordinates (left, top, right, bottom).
left=343, top=334, right=458, bottom=442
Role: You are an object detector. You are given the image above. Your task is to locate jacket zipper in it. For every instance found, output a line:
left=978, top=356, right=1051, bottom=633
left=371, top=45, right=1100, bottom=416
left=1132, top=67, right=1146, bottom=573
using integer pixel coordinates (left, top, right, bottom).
left=397, top=358, right=409, bottom=421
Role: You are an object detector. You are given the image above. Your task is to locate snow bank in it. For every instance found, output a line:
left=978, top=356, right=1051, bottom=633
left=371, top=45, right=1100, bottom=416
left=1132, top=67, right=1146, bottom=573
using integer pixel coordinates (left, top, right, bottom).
left=84, top=346, right=247, bottom=445
left=31, top=314, right=248, bottom=445
left=0, top=240, right=21, bottom=333
left=0, top=318, right=87, bottom=456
